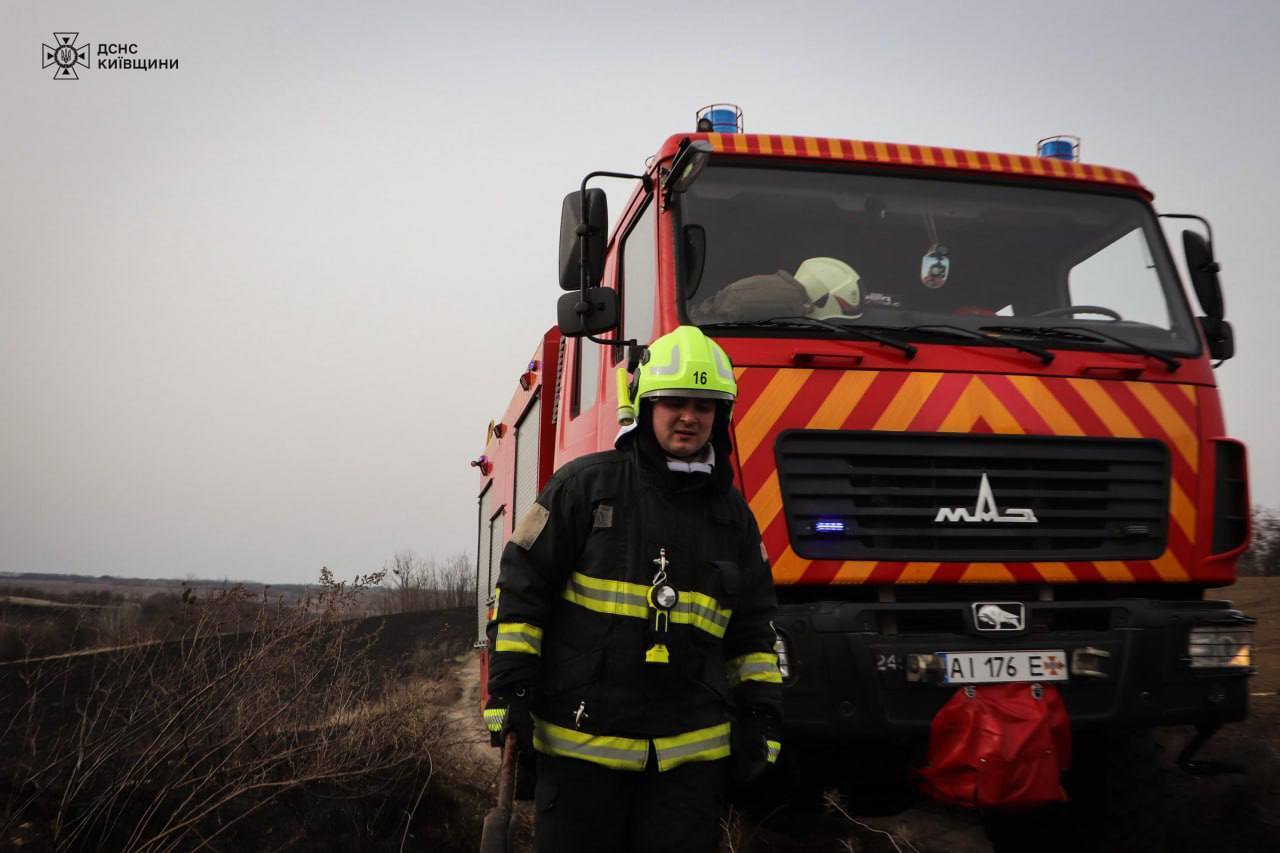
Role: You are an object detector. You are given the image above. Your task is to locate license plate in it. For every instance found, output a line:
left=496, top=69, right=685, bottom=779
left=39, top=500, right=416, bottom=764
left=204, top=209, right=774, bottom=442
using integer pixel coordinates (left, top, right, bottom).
left=938, top=650, right=1068, bottom=684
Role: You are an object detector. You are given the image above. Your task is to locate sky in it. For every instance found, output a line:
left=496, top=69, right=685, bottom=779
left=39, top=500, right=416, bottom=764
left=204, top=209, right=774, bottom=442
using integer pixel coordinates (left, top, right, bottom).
left=2, top=1, right=1279, bottom=585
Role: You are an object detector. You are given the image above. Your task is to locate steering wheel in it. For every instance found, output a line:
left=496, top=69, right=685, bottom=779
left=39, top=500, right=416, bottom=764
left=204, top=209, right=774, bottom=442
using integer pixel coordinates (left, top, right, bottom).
left=1033, top=305, right=1123, bottom=321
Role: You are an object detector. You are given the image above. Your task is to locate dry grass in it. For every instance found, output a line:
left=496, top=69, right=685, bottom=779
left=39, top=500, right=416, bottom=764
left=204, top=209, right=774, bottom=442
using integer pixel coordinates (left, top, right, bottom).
left=0, top=572, right=477, bottom=852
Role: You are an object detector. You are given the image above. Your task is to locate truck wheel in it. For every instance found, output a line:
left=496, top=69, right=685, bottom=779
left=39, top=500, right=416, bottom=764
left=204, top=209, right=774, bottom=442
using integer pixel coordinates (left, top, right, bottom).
left=1064, top=729, right=1170, bottom=853
left=982, top=729, right=1169, bottom=853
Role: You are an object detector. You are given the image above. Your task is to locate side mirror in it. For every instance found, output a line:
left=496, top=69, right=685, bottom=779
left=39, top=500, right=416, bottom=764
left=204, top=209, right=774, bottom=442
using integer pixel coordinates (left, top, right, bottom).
left=559, top=188, right=608, bottom=291
left=557, top=287, right=618, bottom=338
left=1182, top=230, right=1224, bottom=320
left=683, top=225, right=707, bottom=299
left=1199, top=316, right=1235, bottom=361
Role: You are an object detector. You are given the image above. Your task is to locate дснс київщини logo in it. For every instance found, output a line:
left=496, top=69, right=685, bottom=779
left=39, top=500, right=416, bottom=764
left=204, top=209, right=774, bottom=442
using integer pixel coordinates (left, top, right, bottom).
left=43, top=33, right=89, bottom=79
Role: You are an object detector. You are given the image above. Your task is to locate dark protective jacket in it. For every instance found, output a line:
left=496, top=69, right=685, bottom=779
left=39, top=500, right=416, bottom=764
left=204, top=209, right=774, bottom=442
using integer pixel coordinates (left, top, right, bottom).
left=486, top=413, right=782, bottom=772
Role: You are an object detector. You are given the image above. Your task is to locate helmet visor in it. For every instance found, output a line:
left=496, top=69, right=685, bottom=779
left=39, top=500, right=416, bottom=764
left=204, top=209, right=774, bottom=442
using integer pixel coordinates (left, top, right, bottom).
left=639, top=388, right=735, bottom=401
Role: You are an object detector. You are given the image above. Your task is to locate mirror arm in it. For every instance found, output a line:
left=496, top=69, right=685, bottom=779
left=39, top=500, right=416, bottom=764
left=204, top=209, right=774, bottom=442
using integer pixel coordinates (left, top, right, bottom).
left=1160, top=212, right=1217, bottom=259
left=577, top=170, right=654, bottom=290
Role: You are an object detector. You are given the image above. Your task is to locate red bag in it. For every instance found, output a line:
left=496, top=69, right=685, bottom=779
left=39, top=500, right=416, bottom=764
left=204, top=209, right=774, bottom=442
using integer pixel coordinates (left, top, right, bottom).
left=918, top=683, right=1071, bottom=811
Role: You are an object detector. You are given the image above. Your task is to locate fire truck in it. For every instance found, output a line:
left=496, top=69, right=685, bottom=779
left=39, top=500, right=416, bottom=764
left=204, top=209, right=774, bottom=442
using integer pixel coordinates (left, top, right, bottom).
left=472, top=106, right=1253, bottom=838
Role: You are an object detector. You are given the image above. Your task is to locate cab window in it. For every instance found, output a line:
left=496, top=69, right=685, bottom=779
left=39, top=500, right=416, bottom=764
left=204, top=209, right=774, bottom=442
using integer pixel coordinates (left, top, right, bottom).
left=622, top=199, right=657, bottom=347
left=571, top=338, right=598, bottom=418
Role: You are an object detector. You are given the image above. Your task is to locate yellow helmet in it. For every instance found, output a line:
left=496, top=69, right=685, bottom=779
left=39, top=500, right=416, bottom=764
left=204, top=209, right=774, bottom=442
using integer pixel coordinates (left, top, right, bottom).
left=616, top=326, right=736, bottom=425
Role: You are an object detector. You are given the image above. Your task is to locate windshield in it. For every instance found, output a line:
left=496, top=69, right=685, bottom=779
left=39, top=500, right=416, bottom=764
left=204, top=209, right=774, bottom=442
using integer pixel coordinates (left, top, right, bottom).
left=678, top=164, right=1199, bottom=356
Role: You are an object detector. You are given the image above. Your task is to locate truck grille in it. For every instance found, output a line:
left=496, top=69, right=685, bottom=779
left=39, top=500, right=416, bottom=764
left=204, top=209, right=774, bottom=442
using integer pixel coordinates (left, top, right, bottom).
left=776, top=431, right=1170, bottom=562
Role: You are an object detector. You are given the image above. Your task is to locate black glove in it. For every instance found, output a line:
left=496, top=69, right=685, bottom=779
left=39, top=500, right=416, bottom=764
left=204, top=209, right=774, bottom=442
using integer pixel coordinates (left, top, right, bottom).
left=483, top=688, right=538, bottom=801
left=484, top=687, right=534, bottom=753
left=731, top=707, right=781, bottom=785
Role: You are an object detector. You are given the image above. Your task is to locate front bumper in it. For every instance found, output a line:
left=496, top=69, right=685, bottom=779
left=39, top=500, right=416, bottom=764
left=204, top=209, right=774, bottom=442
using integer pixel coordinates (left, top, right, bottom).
left=776, top=595, right=1253, bottom=740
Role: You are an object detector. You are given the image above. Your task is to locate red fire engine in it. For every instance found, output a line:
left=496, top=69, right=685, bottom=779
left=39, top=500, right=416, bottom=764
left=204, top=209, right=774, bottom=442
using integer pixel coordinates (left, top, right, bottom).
left=472, top=106, right=1253, bottom=839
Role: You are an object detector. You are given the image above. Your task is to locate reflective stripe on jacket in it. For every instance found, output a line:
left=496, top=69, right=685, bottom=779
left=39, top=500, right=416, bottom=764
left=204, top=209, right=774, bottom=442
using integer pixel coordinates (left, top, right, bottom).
left=534, top=716, right=732, bottom=772
left=485, top=427, right=782, bottom=770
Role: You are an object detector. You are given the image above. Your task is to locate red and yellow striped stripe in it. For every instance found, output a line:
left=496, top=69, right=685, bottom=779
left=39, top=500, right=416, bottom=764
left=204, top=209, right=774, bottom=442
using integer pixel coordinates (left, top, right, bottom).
left=732, top=369, right=1200, bottom=585
left=704, top=134, right=1147, bottom=196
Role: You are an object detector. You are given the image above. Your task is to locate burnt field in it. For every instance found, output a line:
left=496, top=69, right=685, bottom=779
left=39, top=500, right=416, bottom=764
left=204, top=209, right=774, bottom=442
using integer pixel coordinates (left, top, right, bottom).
left=0, top=587, right=487, bottom=852
left=3, top=580, right=1274, bottom=851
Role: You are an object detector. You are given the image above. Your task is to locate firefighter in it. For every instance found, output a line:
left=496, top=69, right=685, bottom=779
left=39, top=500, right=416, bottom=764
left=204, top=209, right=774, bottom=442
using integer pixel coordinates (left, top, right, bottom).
left=483, top=325, right=783, bottom=853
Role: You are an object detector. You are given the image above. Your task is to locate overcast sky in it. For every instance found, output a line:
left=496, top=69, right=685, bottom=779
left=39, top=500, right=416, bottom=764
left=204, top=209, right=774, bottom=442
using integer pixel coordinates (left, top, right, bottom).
left=3, top=1, right=1278, bottom=584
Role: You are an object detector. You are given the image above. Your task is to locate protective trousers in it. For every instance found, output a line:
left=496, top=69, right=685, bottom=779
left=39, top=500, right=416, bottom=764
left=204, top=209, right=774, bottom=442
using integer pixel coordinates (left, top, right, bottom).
left=534, top=752, right=725, bottom=853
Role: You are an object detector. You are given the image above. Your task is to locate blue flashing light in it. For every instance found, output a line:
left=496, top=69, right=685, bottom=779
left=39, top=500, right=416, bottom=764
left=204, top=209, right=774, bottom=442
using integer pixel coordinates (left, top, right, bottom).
left=814, top=519, right=846, bottom=534
left=1037, top=135, right=1080, bottom=162
left=695, top=103, right=743, bottom=133
left=705, top=109, right=737, bottom=132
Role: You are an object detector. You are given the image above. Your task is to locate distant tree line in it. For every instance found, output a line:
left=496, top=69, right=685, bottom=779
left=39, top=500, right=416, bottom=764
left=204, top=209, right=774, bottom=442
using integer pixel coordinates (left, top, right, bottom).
left=1238, top=505, right=1280, bottom=577
left=379, top=550, right=474, bottom=613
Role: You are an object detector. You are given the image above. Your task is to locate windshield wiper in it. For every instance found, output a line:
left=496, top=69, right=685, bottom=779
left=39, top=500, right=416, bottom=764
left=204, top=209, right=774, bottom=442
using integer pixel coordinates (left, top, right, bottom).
left=898, top=324, right=1054, bottom=365
left=699, top=316, right=917, bottom=359
left=979, top=324, right=1180, bottom=372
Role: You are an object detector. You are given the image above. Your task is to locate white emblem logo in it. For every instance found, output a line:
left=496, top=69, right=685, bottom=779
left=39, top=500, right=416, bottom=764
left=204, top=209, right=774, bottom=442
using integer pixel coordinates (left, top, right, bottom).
left=973, top=602, right=1025, bottom=632
left=934, top=473, right=1038, bottom=524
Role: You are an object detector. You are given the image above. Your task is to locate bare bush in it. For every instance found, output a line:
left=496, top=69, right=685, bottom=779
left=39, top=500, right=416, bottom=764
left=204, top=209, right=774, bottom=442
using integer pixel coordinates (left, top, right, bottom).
left=433, top=552, right=474, bottom=610
left=0, top=568, right=457, bottom=852
left=1239, top=505, right=1280, bottom=577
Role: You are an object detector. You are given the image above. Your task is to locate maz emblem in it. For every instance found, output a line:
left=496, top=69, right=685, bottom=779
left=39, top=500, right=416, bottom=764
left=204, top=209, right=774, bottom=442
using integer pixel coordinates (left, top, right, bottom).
left=934, top=473, right=1038, bottom=524
left=973, top=602, right=1026, bottom=632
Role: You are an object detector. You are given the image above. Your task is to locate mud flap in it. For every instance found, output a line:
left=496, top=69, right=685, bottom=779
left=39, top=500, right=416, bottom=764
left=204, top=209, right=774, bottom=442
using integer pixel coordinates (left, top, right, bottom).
left=918, top=682, right=1071, bottom=811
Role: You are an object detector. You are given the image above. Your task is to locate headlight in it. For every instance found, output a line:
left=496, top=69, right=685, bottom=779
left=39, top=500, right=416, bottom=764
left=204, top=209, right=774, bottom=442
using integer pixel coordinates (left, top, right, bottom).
left=1187, top=624, right=1254, bottom=669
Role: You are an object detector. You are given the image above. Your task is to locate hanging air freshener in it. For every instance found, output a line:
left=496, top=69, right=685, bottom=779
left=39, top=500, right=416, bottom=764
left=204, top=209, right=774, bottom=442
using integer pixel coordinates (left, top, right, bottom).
left=921, top=243, right=950, bottom=289
left=920, top=211, right=950, bottom=289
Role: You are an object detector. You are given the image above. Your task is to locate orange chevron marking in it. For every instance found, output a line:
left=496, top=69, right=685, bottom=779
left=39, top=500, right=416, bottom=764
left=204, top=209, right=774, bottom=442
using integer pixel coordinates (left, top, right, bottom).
left=832, top=561, right=878, bottom=583
left=1094, top=561, right=1136, bottom=582
left=736, top=369, right=812, bottom=462
left=897, top=562, right=942, bottom=584
left=748, top=470, right=783, bottom=537
left=743, top=372, right=882, bottom=568
left=959, top=563, right=1017, bottom=582
left=1066, top=379, right=1140, bottom=436
left=1036, top=562, right=1081, bottom=582
left=807, top=371, right=878, bottom=428
left=701, top=135, right=1145, bottom=191
left=1006, top=375, right=1084, bottom=435
left=1129, top=383, right=1198, bottom=472
left=875, top=372, right=943, bottom=431
left=1170, top=480, right=1196, bottom=544
left=772, top=546, right=811, bottom=584
left=1178, top=384, right=1197, bottom=406
left=938, top=376, right=1024, bottom=434
left=1150, top=550, right=1190, bottom=581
